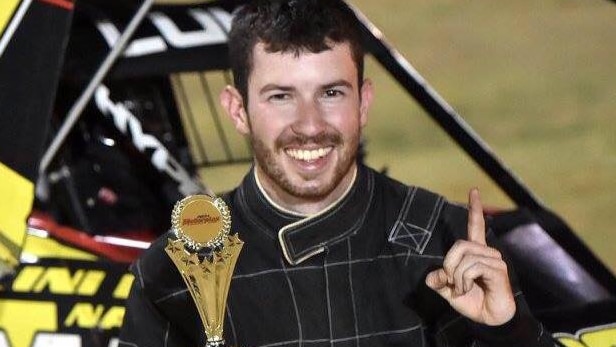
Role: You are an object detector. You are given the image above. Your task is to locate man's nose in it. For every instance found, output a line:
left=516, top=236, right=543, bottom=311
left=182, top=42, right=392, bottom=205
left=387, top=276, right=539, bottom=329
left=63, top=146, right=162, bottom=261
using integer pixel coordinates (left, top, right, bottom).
left=291, top=100, right=327, bottom=136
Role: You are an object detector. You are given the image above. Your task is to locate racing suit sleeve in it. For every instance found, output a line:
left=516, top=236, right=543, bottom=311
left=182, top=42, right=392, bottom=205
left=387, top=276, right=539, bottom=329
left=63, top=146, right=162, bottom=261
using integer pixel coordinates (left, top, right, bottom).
left=431, top=290, right=554, bottom=347
left=118, top=235, right=202, bottom=347
left=119, top=275, right=191, bottom=347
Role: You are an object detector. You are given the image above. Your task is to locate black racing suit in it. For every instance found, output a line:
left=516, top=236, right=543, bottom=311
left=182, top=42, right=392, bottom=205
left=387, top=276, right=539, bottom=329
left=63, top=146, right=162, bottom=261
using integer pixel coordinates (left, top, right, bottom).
left=119, top=165, right=554, bottom=347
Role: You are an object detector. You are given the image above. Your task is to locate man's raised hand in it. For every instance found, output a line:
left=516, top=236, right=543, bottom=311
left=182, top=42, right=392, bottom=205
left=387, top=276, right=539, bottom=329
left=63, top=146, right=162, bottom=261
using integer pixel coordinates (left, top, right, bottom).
left=425, top=188, right=516, bottom=326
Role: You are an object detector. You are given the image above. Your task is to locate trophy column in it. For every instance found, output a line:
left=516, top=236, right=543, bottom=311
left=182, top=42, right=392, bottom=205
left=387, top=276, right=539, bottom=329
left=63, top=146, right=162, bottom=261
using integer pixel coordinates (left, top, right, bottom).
left=164, top=195, right=243, bottom=347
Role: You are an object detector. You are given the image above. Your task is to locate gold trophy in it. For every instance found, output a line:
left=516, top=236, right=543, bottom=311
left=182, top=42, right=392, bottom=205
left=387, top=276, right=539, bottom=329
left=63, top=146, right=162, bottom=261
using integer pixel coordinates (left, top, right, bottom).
left=165, top=195, right=243, bottom=347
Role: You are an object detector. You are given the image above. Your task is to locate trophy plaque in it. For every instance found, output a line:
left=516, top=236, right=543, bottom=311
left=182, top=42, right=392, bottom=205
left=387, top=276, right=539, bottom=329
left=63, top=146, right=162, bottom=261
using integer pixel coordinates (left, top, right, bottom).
left=165, top=195, right=243, bottom=347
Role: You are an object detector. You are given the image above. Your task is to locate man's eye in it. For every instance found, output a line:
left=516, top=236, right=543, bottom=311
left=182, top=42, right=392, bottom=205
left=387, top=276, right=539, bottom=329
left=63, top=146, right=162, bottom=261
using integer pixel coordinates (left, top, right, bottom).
left=324, top=89, right=344, bottom=98
left=269, top=93, right=290, bottom=101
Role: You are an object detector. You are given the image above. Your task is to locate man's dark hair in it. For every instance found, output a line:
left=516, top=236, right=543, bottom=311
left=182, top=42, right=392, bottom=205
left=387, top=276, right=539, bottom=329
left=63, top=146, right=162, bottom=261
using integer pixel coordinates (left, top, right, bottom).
left=228, top=0, right=365, bottom=101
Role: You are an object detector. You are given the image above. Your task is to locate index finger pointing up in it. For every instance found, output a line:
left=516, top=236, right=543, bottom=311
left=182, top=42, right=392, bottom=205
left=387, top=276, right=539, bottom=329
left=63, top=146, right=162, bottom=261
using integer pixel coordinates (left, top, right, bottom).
left=468, top=188, right=486, bottom=245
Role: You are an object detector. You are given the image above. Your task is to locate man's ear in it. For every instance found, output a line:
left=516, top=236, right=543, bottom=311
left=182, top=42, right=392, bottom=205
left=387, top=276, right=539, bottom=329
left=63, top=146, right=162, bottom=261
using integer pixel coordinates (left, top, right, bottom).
left=359, top=78, right=374, bottom=127
left=220, top=85, right=250, bottom=135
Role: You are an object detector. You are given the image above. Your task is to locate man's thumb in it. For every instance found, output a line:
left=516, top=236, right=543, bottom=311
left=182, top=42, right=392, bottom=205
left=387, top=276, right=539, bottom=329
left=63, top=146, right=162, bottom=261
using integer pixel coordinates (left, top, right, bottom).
left=425, top=268, right=448, bottom=291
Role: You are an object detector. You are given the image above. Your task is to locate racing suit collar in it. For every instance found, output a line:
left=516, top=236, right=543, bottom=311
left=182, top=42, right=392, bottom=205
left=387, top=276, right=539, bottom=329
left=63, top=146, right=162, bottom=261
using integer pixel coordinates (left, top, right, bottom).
left=236, top=164, right=375, bottom=265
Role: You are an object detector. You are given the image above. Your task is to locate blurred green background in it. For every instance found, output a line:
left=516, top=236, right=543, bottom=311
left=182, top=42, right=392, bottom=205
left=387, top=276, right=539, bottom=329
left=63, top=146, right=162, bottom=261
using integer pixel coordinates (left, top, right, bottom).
left=354, top=0, right=616, bottom=272
left=201, top=0, right=615, bottom=272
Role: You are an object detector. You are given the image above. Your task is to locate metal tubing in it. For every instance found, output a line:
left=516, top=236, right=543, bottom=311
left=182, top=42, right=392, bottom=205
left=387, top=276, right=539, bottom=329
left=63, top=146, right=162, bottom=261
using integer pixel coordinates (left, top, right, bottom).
left=39, top=0, right=156, bottom=175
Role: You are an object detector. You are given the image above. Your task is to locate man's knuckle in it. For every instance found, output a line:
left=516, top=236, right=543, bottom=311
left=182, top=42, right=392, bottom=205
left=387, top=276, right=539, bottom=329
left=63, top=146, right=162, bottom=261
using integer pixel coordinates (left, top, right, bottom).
left=453, top=239, right=469, bottom=252
left=491, top=248, right=502, bottom=259
left=443, top=259, right=455, bottom=274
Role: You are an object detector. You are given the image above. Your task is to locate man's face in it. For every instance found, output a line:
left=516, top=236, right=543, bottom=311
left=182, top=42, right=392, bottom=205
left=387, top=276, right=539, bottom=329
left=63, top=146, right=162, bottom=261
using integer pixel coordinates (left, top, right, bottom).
left=226, top=42, right=373, bottom=205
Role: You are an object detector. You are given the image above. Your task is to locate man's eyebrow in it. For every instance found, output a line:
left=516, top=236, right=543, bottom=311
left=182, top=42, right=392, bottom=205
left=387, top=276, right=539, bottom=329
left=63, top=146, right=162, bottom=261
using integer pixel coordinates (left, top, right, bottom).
left=321, top=80, right=353, bottom=90
left=259, top=84, right=295, bottom=95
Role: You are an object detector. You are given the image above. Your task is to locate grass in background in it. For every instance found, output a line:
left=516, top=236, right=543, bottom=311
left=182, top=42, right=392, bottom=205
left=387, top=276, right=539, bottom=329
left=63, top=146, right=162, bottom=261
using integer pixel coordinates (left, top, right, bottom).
left=200, top=0, right=615, bottom=272
left=349, top=0, right=616, bottom=271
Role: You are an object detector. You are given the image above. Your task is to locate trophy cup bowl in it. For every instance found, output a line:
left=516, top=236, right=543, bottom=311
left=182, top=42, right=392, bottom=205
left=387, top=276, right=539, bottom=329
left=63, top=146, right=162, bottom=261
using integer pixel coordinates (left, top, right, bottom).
left=164, top=195, right=243, bottom=347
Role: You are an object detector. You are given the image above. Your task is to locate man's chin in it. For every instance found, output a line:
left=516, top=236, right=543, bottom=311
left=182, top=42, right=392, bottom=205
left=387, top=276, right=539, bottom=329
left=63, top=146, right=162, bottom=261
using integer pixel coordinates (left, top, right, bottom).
left=283, top=185, right=335, bottom=201
left=282, top=170, right=351, bottom=200
left=283, top=177, right=329, bottom=196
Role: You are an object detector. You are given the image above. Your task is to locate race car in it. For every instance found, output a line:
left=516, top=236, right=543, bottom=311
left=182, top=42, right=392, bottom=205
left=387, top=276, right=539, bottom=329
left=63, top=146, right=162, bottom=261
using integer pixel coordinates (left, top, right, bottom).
left=0, top=1, right=614, bottom=346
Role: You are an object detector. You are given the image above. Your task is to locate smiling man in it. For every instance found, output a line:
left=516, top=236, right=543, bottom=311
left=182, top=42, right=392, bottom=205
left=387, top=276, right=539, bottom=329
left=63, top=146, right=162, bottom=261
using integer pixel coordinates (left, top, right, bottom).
left=221, top=40, right=371, bottom=215
left=119, top=1, right=555, bottom=346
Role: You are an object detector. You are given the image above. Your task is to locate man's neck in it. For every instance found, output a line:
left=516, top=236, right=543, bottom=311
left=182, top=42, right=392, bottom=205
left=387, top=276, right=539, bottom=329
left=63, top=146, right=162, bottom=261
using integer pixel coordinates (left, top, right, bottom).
left=254, top=165, right=358, bottom=217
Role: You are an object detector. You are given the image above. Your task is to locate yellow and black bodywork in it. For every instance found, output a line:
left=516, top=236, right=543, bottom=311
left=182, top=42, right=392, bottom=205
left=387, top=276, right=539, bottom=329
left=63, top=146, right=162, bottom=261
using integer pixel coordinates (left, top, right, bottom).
left=0, top=214, right=143, bottom=347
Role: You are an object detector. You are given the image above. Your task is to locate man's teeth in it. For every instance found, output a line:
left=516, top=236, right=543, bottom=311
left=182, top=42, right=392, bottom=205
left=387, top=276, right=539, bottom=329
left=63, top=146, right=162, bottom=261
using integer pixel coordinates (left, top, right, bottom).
left=286, top=147, right=332, bottom=161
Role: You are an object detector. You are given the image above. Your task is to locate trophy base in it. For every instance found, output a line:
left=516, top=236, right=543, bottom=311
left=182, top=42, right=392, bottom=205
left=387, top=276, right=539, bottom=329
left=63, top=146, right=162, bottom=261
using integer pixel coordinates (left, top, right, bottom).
left=206, top=339, right=225, bottom=347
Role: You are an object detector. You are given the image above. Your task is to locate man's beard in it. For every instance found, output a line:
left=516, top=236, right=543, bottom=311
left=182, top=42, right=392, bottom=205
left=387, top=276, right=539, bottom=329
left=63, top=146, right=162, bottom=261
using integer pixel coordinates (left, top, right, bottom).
left=250, top=130, right=359, bottom=201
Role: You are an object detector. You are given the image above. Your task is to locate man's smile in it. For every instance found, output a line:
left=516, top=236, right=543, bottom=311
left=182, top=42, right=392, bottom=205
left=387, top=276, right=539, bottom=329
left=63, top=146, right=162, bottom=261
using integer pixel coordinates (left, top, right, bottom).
left=284, top=146, right=333, bottom=162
